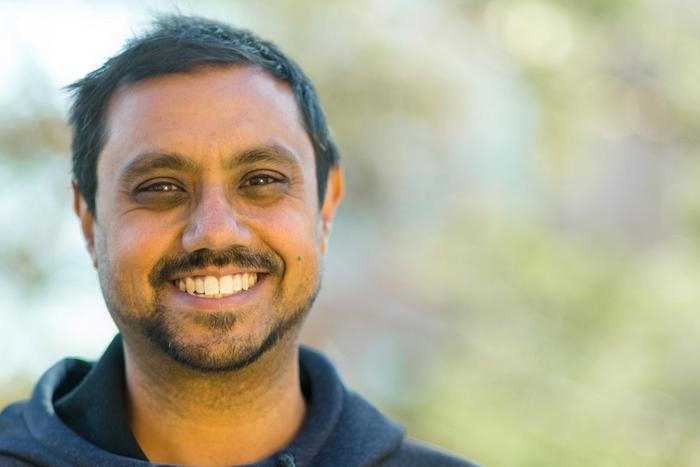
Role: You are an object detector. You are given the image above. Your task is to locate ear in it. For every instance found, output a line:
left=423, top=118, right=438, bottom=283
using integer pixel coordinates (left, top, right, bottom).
left=319, top=165, right=345, bottom=255
left=72, top=181, right=98, bottom=268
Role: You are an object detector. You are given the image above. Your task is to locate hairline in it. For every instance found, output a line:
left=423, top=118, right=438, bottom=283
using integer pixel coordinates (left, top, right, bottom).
left=68, top=15, right=341, bottom=219
left=88, top=62, right=334, bottom=218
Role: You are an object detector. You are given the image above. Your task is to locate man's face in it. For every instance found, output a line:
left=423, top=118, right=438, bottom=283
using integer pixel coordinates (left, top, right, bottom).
left=74, top=65, right=343, bottom=371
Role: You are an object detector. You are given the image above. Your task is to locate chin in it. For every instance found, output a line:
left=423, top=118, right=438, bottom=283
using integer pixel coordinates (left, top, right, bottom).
left=138, top=305, right=308, bottom=373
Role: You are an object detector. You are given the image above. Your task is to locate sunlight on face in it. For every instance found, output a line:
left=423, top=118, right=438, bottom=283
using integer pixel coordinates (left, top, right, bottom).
left=89, top=66, right=329, bottom=371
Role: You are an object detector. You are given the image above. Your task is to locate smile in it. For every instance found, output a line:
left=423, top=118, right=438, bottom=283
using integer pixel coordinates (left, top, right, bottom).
left=172, top=273, right=258, bottom=299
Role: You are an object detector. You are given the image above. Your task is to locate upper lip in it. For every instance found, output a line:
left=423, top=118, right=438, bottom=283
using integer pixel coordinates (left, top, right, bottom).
left=167, top=267, right=266, bottom=282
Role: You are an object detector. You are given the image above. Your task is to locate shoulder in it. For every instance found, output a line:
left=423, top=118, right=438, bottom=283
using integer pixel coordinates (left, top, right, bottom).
left=380, top=438, right=480, bottom=467
left=0, top=401, right=40, bottom=466
left=0, top=455, right=36, bottom=467
left=0, top=400, right=30, bottom=440
left=298, top=347, right=479, bottom=467
left=0, top=358, right=97, bottom=467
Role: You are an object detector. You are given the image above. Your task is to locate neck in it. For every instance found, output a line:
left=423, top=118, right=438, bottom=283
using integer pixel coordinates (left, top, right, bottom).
left=122, top=336, right=307, bottom=466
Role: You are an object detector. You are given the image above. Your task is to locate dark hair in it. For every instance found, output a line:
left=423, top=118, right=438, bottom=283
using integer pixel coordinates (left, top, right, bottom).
left=67, top=15, right=340, bottom=215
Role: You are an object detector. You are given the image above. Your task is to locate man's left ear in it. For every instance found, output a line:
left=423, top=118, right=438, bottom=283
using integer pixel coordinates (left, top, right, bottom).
left=319, top=165, right=345, bottom=255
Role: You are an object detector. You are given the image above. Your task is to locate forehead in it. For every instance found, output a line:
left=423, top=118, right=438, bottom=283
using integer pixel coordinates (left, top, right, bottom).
left=99, top=65, right=313, bottom=175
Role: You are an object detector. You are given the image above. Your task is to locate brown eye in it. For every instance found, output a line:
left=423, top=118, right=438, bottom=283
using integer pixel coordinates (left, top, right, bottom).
left=141, top=182, right=183, bottom=192
left=134, top=180, right=187, bottom=206
left=243, top=174, right=280, bottom=187
left=239, top=172, right=288, bottom=200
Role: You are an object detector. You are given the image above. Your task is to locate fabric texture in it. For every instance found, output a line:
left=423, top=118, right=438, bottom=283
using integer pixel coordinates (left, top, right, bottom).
left=0, top=335, right=476, bottom=466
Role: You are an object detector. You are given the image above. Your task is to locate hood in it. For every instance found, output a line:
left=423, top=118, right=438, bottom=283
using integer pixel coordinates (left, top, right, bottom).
left=0, top=336, right=406, bottom=466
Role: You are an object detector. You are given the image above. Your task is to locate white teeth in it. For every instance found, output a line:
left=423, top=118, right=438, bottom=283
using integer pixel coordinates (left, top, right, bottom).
left=204, top=276, right=219, bottom=295
left=220, top=275, right=234, bottom=294
left=176, top=273, right=258, bottom=298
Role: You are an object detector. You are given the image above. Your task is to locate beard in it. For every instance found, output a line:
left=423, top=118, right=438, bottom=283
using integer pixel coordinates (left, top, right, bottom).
left=137, top=294, right=315, bottom=373
left=100, top=245, right=320, bottom=373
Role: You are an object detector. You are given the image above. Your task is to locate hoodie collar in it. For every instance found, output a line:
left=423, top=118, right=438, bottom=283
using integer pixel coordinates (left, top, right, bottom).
left=54, top=335, right=145, bottom=459
left=25, top=335, right=405, bottom=466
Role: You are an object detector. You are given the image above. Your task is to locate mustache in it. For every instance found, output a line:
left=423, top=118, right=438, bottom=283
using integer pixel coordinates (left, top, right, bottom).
left=149, top=246, right=281, bottom=285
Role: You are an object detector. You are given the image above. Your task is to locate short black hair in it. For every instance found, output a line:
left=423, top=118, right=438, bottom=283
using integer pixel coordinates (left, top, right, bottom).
left=67, top=14, right=340, bottom=215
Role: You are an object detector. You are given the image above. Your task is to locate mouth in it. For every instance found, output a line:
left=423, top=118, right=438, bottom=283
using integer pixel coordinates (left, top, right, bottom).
left=171, top=272, right=259, bottom=299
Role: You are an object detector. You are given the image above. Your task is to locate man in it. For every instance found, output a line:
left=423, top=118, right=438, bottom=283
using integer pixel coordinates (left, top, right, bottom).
left=0, top=15, right=475, bottom=467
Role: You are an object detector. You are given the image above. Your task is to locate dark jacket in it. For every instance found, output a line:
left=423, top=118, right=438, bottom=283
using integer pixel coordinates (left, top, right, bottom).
left=0, top=336, right=476, bottom=466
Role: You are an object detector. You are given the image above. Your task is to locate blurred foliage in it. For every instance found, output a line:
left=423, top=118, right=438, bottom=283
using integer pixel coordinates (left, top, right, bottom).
left=2, top=0, right=700, bottom=465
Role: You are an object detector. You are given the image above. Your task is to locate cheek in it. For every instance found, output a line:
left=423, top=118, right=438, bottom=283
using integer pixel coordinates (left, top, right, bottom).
left=252, top=203, right=322, bottom=276
left=101, top=214, right=180, bottom=291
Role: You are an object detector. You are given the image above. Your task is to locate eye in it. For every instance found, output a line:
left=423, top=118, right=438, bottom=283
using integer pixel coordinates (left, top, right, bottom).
left=140, top=181, right=183, bottom=192
left=134, top=179, right=187, bottom=206
left=239, top=171, right=288, bottom=199
left=242, top=173, right=282, bottom=187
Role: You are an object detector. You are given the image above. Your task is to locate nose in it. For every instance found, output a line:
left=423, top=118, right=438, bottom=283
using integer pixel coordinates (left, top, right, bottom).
left=181, top=187, right=251, bottom=252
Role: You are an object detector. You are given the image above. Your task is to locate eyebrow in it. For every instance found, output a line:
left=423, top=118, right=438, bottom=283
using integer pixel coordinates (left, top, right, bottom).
left=118, top=144, right=301, bottom=187
left=222, top=145, right=300, bottom=171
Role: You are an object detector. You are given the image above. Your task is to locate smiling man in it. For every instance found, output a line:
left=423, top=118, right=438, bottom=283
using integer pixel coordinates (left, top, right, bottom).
left=0, top=15, right=475, bottom=467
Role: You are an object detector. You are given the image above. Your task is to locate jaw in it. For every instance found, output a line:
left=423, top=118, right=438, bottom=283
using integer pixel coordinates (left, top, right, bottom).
left=114, top=272, right=313, bottom=375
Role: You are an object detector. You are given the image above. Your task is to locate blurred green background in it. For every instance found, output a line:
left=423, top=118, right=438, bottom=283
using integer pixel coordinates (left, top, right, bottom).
left=1, top=0, right=699, bottom=465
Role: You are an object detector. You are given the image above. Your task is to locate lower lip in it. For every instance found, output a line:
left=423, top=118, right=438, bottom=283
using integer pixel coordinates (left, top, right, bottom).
left=165, top=275, right=268, bottom=311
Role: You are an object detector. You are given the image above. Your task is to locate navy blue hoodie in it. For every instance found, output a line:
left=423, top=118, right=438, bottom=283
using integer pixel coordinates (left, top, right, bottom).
left=0, top=336, right=476, bottom=466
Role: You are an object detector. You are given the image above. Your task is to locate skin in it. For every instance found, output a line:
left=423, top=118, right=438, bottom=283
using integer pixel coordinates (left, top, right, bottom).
left=72, top=65, right=344, bottom=465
